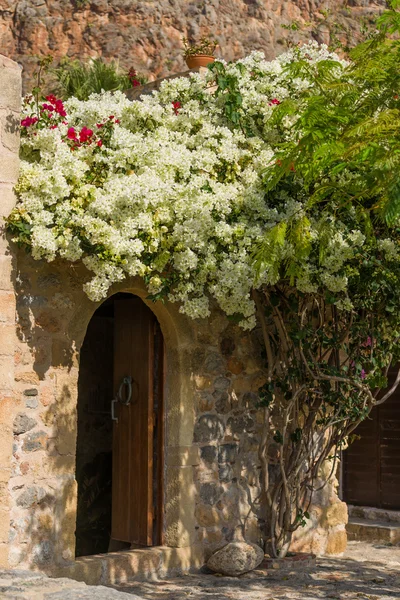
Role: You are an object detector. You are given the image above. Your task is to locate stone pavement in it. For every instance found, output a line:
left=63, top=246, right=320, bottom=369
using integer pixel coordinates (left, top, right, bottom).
left=1, top=543, right=399, bottom=599
left=113, top=542, right=400, bottom=600
left=0, top=569, right=142, bottom=599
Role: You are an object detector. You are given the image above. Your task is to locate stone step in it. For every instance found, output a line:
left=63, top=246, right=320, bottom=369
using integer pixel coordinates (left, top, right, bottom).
left=52, top=545, right=204, bottom=585
left=347, top=518, right=400, bottom=545
left=348, top=504, right=400, bottom=524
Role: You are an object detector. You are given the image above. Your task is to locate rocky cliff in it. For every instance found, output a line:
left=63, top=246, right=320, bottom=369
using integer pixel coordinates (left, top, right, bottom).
left=0, top=0, right=386, bottom=92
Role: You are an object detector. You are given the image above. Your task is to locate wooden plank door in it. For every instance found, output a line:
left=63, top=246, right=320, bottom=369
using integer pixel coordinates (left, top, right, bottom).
left=111, top=296, right=158, bottom=546
left=343, top=368, right=400, bottom=510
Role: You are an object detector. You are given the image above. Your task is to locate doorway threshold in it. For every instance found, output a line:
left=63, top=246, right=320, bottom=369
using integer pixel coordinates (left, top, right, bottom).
left=51, top=545, right=204, bottom=586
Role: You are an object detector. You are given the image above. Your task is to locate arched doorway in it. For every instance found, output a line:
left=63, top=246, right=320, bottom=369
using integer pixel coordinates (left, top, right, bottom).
left=75, top=293, right=165, bottom=557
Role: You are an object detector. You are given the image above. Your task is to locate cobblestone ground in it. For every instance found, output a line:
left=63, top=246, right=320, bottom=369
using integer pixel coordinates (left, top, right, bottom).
left=114, top=542, right=400, bottom=600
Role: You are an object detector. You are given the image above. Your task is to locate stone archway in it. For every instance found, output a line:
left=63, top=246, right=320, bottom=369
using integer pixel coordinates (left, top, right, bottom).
left=8, top=267, right=203, bottom=579
left=70, top=280, right=199, bottom=555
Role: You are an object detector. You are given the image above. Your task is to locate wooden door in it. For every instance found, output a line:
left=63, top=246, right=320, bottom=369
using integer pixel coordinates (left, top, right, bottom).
left=111, top=296, right=164, bottom=546
left=343, top=369, right=400, bottom=510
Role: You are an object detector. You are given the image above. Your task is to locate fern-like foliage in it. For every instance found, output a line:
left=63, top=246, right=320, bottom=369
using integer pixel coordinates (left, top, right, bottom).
left=263, top=0, right=400, bottom=226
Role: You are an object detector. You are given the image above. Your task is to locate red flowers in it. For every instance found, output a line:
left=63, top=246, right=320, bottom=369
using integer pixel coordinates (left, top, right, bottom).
left=67, top=126, right=94, bottom=145
left=128, top=68, right=141, bottom=88
left=172, top=101, right=182, bottom=115
left=43, top=95, right=67, bottom=117
left=79, top=126, right=94, bottom=143
left=21, top=116, right=38, bottom=127
left=269, top=98, right=281, bottom=106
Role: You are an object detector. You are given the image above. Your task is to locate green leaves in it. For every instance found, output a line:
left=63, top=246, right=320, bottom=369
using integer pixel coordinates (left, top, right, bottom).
left=253, top=221, right=287, bottom=282
left=209, top=61, right=244, bottom=127
left=262, top=9, right=400, bottom=224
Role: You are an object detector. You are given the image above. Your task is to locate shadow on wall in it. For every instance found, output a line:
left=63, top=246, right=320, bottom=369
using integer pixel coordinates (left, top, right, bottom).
left=11, top=382, right=78, bottom=569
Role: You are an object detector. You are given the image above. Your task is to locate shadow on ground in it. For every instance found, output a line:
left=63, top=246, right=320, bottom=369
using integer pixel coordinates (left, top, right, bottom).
left=112, top=544, right=400, bottom=600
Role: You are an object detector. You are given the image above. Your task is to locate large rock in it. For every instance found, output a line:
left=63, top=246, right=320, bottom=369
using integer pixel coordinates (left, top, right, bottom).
left=207, top=541, right=264, bottom=576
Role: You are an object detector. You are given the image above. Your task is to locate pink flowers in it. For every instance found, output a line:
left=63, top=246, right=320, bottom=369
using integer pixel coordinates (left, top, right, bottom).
left=67, top=127, right=77, bottom=140
left=21, top=116, right=38, bottom=128
left=269, top=98, right=281, bottom=106
left=362, top=336, right=372, bottom=347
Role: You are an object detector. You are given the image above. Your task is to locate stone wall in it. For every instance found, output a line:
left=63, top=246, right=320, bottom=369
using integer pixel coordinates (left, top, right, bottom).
left=0, top=54, right=347, bottom=578
left=0, top=0, right=386, bottom=93
left=0, top=53, right=21, bottom=568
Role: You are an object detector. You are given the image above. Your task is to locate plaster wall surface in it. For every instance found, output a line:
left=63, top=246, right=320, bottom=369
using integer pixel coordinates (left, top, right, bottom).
left=0, top=55, right=347, bottom=579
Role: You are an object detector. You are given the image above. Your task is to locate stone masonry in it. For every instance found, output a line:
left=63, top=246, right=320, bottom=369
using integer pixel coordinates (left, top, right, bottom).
left=0, top=55, right=347, bottom=582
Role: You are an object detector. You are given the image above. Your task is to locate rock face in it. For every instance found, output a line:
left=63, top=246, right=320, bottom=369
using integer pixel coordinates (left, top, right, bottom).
left=0, top=0, right=386, bottom=92
left=207, top=541, right=264, bottom=576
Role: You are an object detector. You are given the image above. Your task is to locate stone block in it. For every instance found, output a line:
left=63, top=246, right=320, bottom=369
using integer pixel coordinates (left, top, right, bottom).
left=0, top=291, right=15, bottom=323
left=15, top=371, right=39, bottom=384
left=195, top=503, right=222, bottom=527
left=0, top=183, right=17, bottom=219
left=22, top=430, right=48, bottom=452
left=0, top=467, right=10, bottom=484
left=0, top=324, right=16, bottom=355
left=165, top=466, right=196, bottom=548
left=25, top=397, right=38, bottom=409
left=101, top=548, right=163, bottom=583
left=53, top=557, right=104, bottom=585
left=13, top=413, right=37, bottom=434
left=0, top=356, right=14, bottom=391
left=0, top=542, right=9, bottom=568
left=200, top=445, right=217, bottom=464
left=0, top=109, right=20, bottom=153
left=0, top=425, right=12, bottom=464
left=160, top=544, right=204, bottom=575
left=199, top=482, right=224, bottom=505
left=193, top=414, right=225, bottom=443
left=0, top=150, right=19, bottom=184
left=0, top=60, right=21, bottom=111
left=197, top=391, right=214, bottom=412
left=56, top=424, right=77, bottom=455
left=326, top=528, right=347, bottom=555
left=42, top=455, right=75, bottom=477
left=0, top=256, right=13, bottom=291
left=0, top=509, right=9, bottom=543
left=16, top=485, right=47, bottom=507
left=227, top=357, right=244, bottom=374
left=323, top=501, right=348, bottom=528
left=166, top=445, right=200, bottom=466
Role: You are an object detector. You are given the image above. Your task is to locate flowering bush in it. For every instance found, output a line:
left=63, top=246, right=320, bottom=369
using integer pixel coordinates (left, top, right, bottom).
left=10, top=42, right=353, bottom=328
left=8, top=33, right=400, bottom=558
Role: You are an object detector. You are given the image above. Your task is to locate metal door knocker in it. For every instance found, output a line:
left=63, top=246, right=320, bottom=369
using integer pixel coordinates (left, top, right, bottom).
left=111, top=376, right=133, bottom=422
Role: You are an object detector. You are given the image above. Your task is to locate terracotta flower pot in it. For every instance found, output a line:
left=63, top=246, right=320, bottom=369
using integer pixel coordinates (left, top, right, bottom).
left=185, top=55, right=215, bottom=69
